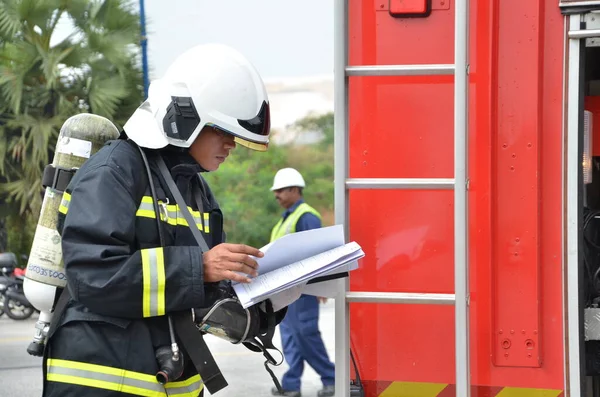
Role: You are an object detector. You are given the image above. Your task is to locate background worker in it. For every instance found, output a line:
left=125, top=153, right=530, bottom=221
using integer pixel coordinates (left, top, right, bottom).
left=269, top=168, right=335, bottom=397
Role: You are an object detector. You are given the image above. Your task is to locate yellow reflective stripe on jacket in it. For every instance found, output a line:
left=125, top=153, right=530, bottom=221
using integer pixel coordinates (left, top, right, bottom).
left=59, top=192, right=71, bottom=215
left=136, top=196, right=206, bottom=231
left=141, top=247, right=166, bottom=318
left=164, top=374, right=203, bottom=397
left=203, top=213, right=210, bottom=233
left=46, top=359, right=203, bottom=397
left=270, top=202, right=321, bottom=242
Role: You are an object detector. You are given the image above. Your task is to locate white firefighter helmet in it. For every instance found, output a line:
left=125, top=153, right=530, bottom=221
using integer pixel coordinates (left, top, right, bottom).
left=123, top=43, right=270, bottom=151
left=270, top=168, right=306, bottom=191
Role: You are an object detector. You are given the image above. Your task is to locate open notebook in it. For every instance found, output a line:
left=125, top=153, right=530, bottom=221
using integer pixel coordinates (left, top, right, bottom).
left=232, top=224, right=364, bottom=310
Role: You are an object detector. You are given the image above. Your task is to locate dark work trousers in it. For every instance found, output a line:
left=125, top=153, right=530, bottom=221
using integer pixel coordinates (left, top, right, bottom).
left=279, top=294, right=335, bottom=391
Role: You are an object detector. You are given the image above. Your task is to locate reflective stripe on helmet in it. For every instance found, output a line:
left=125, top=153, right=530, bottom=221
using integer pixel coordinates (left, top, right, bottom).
left=141, top=247, right=166, bottom=318
left=46, top=358, right=203, bottom=397
left=59, top=192, right=71, bottom=215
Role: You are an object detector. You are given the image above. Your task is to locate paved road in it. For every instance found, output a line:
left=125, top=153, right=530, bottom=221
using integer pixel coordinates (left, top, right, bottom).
left=0, top=301, right=336, bottom=397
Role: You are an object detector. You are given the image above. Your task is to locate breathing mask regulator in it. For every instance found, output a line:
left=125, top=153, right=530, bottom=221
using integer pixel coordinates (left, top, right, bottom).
left=193, top=282, right=288, bottom=386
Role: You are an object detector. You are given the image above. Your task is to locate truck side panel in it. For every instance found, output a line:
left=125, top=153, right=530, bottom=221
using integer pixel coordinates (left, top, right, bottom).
left=347, top=0, right=565, bottom=394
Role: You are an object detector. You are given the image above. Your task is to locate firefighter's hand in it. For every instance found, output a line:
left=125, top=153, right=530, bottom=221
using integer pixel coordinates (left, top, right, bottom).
left=202, top=243, right=263, bottom=284
left=318, top=297, right=328, bottom=304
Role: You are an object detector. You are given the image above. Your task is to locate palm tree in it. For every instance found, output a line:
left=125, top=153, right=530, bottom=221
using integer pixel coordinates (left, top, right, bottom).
left=0, top=0, right=143, bottom=244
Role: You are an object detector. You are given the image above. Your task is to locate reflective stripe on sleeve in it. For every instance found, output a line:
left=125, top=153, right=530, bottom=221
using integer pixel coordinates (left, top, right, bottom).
left=203, top=213, right=210, bottom=233
left=141, top=247, right=166, bottom=318
left=59, top=192, right=71, bottom=215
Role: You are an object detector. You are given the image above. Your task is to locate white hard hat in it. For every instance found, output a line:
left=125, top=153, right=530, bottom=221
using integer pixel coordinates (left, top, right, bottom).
left=270, top=168, right=306, bottom=191
left=123, top=43, right=270, bottom=151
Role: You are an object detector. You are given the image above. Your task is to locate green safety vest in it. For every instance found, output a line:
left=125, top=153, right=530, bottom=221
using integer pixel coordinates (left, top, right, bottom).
left=270, top=202, right=321, bottom=242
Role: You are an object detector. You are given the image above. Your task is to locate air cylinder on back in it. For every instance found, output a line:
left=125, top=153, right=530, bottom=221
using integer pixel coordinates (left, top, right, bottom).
left=23, top=113, right=120, bottom=356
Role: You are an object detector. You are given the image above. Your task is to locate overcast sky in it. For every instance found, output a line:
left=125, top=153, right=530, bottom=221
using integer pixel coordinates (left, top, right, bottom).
left=143, top=0, right=334, bottom=81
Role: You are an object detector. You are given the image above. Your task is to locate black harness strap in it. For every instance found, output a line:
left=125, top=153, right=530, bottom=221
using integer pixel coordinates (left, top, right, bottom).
left=42, top=165, right=77, bottom=192
left=155, top=154, right=229, bottom=394
left=242, top=300, right=284, bottom=393
left=41, top=287, right=71, bottom=396
left=155, top=155, right=210, bottom=253
left=45, top=288, right=71, bottom=342
left=171, top=310, right=228, bottom=393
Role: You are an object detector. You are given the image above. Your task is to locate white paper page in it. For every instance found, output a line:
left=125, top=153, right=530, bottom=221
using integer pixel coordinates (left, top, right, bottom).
left=235, top=247, right=361, bottom=307
left=250, top=250, right=363, bottom=303
left=249, top=243, right=362, bottom=299
left=254, top=224, right=345, bottom=275
left=231, top=225, right=346, bottom=285
left=308, top=256, right=361, bottom=277
left=234, top=242, right=363, bottom=307
left=232, top=283, right=253, bottom=308
left=236, top=253, right=363, bottom=308
left=271, top=250, right=362, bottom=290
left=268, top=283, right=306, bottom=311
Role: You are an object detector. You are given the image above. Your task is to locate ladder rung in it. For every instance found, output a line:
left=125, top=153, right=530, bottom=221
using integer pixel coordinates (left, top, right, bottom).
left=346, top=64, right=455, bottom=76
left=346, top=178, right=454, bottom=190
left=346, top=292, right=455, bottom=305
left=569, top=29, right=600, bottom=39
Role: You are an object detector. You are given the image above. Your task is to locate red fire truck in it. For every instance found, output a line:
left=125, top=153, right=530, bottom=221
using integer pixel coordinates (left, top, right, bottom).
left=332, top=0, right=600, bottom=396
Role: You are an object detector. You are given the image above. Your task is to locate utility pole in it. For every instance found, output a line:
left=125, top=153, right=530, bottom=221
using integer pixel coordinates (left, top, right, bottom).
left=139, top=0, right=149, bottom=99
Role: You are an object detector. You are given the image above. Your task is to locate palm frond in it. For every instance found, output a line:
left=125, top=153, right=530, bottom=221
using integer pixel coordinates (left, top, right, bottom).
left=63, top=0, right=90, bottom=25
left=6, top=113, right=60, bottom=166
left=94, top=0, right=139, bottom=34
left=0, top=0, right=142, bottom=216
left=0, top=41, right=41, bottom=113
left=0, top=0, right=22, bottom=39
left=0, top=173, right=42, bottom=214
left=87, top=74, right=129, bottom=117
left=18, top=0, right=62, bottom=33
left=0, top=67, right=24, bottom=114
left=0, top=125, right=8, bottom=175
left=38, top=45, right=74, bottom=89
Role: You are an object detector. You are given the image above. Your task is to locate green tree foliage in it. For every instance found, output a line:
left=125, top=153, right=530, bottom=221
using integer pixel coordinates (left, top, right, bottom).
left=204, top=112, right=335, bottom=248
left=0, top=0, right=143, bottom=259
left=291, top=111, right=334, bottom=148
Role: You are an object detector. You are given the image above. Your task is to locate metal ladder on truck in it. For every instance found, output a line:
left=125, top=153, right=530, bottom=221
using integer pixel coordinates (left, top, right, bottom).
left=333, top=0, right=470, bottom=396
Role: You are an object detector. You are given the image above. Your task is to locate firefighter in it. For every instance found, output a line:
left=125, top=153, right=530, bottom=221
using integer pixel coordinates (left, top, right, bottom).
left=269, top=168, right=335, bottom=397
left=42, top=43, right=271, bottom=397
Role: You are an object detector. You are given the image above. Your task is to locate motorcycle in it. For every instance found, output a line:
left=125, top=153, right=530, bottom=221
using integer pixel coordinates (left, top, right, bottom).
left=0, top=253, right=36, bottom=320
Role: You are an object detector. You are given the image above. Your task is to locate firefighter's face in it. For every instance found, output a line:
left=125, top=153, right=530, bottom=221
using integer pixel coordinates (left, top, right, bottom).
left=273, top=187, right=300, bottom=209
left=189, top=126, right=236, bottom=171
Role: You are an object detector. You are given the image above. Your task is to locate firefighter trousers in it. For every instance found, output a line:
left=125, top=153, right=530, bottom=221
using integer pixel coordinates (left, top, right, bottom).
left=279, top=294, right=335, bottom=391
left=42, top=317, right=204, bottom=397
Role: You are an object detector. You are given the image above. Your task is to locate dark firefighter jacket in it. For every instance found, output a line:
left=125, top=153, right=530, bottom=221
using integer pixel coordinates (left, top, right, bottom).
left=43, top=138, right=224, bottom=397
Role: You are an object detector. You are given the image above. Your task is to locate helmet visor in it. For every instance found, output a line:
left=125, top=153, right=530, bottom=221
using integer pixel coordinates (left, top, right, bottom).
left=233, top=137, right=268, bottom=151
left=205, top=100, right=270, bottom=151
left=207, top=123, right=269, bottom=151
left=237, top=101, right=270, bottom=137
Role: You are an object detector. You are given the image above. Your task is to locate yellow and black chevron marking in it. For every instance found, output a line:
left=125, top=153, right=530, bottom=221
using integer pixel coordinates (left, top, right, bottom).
left=363, top=380, right=563, bottom=397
